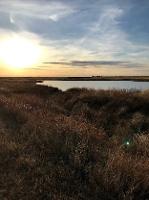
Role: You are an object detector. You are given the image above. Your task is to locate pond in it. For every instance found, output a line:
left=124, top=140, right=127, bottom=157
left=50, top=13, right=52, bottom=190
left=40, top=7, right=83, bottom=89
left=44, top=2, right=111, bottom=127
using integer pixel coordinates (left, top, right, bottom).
left=37, top=80, right=149, bottom=91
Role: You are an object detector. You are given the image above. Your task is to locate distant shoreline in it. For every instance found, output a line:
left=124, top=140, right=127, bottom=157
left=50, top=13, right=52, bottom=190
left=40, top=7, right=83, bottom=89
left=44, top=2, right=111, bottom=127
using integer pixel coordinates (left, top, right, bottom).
left=36, top=76, right=149, bottom=82
left=0, top=76, right=149, bottom=82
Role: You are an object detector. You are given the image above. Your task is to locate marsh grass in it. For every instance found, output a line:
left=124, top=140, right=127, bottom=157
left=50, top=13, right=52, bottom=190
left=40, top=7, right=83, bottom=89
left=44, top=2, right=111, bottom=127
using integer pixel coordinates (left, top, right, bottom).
left=0, top=79, right=148, bottom=199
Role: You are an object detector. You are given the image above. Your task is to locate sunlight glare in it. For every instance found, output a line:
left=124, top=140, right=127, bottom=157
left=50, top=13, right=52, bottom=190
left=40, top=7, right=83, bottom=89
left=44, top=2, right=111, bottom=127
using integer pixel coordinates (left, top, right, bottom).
left=0, top=36, right=41, bottom=69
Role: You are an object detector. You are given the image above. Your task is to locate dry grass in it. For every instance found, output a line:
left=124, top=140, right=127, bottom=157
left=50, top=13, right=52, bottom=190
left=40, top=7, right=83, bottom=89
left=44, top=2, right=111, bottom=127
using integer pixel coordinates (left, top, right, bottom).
left=0, top=79, right=149, bottom=200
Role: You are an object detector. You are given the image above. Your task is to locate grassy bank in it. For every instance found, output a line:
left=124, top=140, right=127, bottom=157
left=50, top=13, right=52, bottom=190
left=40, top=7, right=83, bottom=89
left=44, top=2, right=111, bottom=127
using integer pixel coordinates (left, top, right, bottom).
left=0, top=79, right=149, bottom=200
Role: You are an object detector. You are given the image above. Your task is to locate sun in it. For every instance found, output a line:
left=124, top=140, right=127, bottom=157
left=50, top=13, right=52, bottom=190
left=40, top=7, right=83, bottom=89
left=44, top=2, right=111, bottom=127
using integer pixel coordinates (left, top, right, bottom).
left=0, top=36, right=41, bottom=69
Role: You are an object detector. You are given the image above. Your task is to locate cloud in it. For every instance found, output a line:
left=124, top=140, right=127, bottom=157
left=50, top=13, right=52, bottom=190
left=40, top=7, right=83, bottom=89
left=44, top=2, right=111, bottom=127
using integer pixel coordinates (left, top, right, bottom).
left=24, top=66, right=48, bottom=71
left=37, top=3, right=149, bottom=74
left=9, top=14, right=15, bottom=24
left=0, top=0, right=148, bottom=75
left=76, top=5, right=128, bottom=58
left=71, top=60, right=128, bottom=66
left=0, top=0, right=75, bottom=23
left=40, top=5, right=130, bottom=61
left=43, top=60, right=139, bottom=68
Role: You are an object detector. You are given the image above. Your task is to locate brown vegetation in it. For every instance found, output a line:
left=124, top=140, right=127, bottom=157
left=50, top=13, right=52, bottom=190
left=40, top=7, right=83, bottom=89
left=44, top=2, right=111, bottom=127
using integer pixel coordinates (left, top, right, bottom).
left=0, top=79, right=149, bottom=200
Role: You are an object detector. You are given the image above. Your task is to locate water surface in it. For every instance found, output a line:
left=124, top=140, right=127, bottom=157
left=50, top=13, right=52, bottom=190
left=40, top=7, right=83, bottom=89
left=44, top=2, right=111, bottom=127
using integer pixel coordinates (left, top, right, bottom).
left=37, top=80, right=149, bottom=91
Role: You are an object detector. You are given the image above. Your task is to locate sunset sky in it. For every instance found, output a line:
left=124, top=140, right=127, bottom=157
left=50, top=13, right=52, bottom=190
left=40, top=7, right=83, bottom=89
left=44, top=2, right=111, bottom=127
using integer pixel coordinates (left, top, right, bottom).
left=0, top=0, right=149, bottom=76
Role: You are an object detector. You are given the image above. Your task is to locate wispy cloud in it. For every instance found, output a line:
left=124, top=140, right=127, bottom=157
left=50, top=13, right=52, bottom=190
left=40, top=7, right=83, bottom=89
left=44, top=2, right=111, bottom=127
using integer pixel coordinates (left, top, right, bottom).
left=9, top=14, right=15, bottom=24
left=41, top=4, right=149, bottom=71
left=43, top=60, right=142, bottom=68
left=77, top=6, right=128, bottom=58
left=0, top=0, right=75, bottom=23
left=39, top=5, right=129, bottom=61
left=0, top=0, right=149, bottom=76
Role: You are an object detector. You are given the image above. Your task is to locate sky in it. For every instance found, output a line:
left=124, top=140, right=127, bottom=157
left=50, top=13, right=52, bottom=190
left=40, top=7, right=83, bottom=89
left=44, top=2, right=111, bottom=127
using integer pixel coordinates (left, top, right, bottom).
left=0, top=0, right=149, bottom=76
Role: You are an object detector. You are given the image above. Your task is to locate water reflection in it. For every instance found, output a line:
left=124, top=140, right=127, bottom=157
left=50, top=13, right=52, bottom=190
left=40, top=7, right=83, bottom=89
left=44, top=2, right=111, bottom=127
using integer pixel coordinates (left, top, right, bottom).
left=37, top=80, right=149, bottom=91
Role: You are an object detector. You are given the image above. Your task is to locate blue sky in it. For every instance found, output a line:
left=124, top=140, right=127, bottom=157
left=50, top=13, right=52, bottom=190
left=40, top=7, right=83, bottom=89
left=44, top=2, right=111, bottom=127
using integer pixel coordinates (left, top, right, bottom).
left=0, top=0, right=149, bottom=76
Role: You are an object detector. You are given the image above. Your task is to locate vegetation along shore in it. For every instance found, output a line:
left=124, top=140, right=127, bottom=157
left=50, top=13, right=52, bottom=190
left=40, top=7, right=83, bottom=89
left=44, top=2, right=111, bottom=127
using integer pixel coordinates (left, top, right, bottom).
left=0, top=78, right=149, bottom=200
